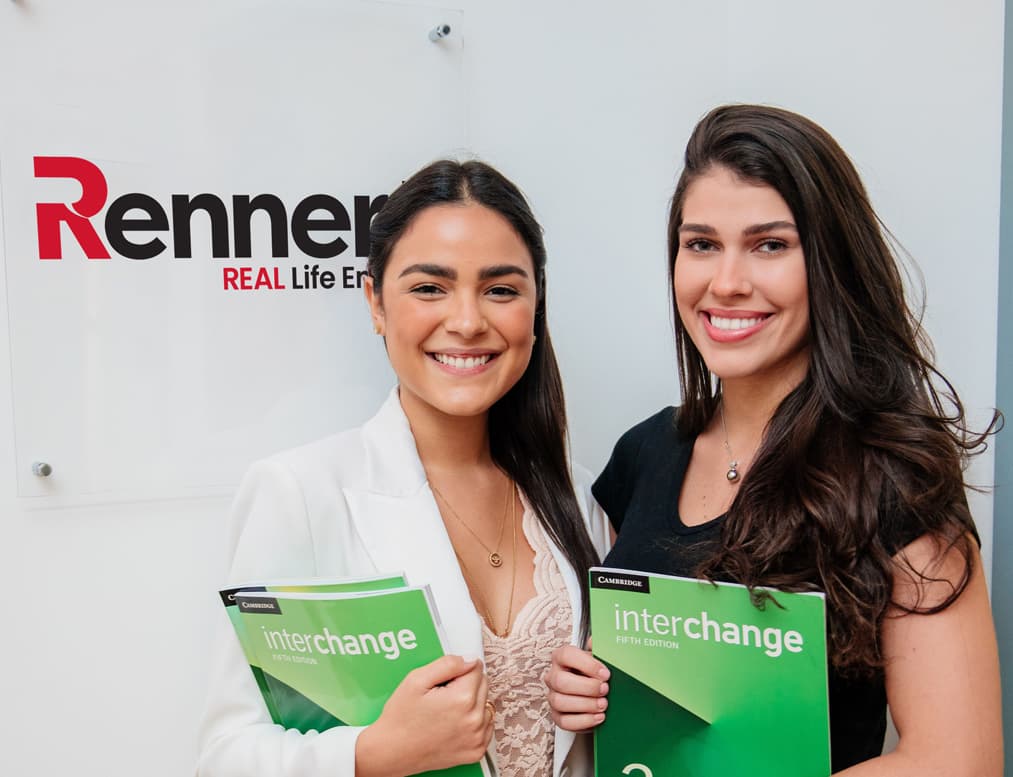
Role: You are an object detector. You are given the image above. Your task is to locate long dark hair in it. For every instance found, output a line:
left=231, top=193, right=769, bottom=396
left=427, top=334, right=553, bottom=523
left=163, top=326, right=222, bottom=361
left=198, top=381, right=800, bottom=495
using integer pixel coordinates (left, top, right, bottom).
left=369, top=159, right=601, bottom=635
left=668, top=105, right=996, bottom=672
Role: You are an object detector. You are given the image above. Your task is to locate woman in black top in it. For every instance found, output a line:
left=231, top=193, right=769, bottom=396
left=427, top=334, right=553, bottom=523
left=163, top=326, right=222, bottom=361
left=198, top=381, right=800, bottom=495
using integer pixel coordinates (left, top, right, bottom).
left=545, top=105, right=1003, bottom=774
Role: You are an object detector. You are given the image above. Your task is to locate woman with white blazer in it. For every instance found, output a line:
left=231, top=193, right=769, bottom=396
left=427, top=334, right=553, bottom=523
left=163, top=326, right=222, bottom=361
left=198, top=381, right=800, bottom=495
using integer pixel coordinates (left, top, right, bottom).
left=197, top=160, right=610, bottom=777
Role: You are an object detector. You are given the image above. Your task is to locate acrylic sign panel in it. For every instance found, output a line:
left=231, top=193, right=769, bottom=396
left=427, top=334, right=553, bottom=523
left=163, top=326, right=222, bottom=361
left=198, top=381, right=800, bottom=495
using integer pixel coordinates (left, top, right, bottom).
left=0, top=0, right=467, bottom=502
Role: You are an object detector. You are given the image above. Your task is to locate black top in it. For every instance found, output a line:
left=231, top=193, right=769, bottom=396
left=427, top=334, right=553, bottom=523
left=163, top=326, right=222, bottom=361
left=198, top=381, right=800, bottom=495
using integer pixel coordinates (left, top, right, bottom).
left=595, top=407, right=917, bottom=773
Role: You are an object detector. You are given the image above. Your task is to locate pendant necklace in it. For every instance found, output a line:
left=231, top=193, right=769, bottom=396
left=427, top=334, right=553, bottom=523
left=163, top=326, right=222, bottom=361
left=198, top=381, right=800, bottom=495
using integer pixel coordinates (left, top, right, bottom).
left=452, top=489, right=518, bottom=638
left=719, top=403, right=740, bottom=484
left=430, top=475, right=511, bottom=567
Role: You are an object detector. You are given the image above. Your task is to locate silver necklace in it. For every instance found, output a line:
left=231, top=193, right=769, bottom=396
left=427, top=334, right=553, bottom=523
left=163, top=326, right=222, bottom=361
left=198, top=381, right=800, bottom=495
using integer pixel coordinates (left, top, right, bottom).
left=719, top=404, right=740, bottom=484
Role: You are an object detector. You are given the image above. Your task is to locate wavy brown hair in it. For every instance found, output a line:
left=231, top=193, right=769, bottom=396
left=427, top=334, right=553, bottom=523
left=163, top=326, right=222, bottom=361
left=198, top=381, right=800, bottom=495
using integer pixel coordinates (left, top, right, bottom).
left=369, top=160, right=601, bottom=636
left=668, top=105, right=996, bottom=672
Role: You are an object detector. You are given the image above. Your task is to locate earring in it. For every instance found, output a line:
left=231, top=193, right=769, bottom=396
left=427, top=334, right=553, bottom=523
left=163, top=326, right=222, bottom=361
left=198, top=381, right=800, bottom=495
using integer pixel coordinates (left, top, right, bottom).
left=373, top=323, right=382, bottom=335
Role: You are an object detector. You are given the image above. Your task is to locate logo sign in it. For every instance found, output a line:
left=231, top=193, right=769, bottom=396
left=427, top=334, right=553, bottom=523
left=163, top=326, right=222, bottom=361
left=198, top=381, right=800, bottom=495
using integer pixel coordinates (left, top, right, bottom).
left=3, top=0, right=466, bottom=504
left=33, top=156, right=388, bottom=291
left=591, top=570, right=652, bottom=594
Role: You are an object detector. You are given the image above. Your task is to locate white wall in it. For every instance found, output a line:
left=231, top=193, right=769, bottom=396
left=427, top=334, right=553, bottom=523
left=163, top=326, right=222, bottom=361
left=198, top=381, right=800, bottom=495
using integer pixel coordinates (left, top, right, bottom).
left=1, top=1, right=1003, bottom=775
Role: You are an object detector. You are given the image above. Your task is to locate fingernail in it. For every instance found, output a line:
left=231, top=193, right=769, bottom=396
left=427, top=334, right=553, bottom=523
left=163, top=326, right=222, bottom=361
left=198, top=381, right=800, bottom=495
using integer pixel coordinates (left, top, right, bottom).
left=594, top=713, right=605, bottom=723
left=597, top=667, right=610, bottom=680
left=597, top=697, right=607, bottom=711
left=599, top=682, right=609, bottom=695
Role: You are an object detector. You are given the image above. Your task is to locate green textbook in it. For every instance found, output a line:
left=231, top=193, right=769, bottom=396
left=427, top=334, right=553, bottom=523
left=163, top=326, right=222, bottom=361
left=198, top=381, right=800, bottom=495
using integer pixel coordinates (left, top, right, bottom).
left=589, top=567, right=830, bottom=777
left=233, top=586, right=489, bottom=777
left=219, top=574, right=408, bottom=725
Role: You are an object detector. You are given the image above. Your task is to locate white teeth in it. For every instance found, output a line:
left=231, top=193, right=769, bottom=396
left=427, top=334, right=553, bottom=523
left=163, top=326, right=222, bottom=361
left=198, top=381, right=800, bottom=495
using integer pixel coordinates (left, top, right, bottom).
left=434, top=353, right=492, bottom=369
left=710, top=315, right=764, bottom=331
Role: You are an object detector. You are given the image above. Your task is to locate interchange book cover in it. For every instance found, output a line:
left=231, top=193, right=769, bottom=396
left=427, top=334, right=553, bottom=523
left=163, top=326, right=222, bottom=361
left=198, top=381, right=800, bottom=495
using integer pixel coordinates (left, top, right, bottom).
left=228, top=583, right=488, bottom=777
left=219, top=574, right=408, bottom=725
left=589, top=567, right=830, bottom=777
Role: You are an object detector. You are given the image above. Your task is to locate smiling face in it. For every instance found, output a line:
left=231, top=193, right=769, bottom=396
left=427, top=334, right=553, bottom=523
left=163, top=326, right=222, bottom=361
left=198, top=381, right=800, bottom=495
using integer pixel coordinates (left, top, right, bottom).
left=673, top=165, right=810, bottom=389
left=364, top=201, right=537, bottom=425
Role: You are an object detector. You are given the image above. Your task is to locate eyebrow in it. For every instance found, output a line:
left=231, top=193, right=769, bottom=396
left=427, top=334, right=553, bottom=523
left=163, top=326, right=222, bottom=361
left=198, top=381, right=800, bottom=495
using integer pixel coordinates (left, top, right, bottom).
left=397, top=263, right=530, bottom=280
left=478, top=264, right=529, bottom=280
left=398, top=263, right=455, bottom=279
left=743, top=220, right=797, bottom=236
left=678, top=220, right=797, bottom=236
left=678, top=223, right=717, bottom=235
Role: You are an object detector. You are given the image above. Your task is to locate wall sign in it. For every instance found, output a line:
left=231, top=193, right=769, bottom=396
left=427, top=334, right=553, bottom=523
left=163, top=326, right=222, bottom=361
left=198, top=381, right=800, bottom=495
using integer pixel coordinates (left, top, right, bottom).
left=0, top=0, right=467, bottom=503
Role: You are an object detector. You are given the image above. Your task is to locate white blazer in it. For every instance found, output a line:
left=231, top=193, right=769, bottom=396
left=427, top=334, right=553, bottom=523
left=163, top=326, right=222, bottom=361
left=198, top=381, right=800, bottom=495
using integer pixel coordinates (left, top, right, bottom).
left=197, top=389, right=611, bottom=777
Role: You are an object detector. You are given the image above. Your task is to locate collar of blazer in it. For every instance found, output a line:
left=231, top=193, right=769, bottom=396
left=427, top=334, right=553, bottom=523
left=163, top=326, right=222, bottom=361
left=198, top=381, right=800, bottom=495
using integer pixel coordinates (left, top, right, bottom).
left=353, top=386, right=429, bottom=496
left=341, top=387, right=486, bottom=660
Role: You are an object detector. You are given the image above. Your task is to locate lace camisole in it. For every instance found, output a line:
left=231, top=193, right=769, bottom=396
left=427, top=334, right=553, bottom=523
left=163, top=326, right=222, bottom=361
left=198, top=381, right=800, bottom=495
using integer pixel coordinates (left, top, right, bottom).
left=482, top=500, right=573, bottom=777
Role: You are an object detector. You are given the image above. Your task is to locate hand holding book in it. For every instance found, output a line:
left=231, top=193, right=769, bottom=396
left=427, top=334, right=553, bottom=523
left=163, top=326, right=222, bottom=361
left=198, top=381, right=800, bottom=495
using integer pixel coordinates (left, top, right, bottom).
left=545, top=644, right=610, bottom=733
left=225, top=580, right=492, bottom=777
left=355, top=655, right=493, bottom=777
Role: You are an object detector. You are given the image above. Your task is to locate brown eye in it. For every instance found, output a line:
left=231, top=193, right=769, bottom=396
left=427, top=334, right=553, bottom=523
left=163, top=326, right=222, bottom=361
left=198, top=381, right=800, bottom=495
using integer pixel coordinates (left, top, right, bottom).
left=409, top=283, right=444, bottom=295
left=684, top=239, right=717, bottom=253
left=487, top=285, right=520, bottom=298
left=757, top=239, right=788, bottom=253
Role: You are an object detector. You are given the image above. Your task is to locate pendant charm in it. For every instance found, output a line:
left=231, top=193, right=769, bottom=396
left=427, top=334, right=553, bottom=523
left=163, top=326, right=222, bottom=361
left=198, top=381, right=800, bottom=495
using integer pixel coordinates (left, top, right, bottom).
left=726, top=462, right=740, bottom=483
left=489, top=552, right=503, bottom=567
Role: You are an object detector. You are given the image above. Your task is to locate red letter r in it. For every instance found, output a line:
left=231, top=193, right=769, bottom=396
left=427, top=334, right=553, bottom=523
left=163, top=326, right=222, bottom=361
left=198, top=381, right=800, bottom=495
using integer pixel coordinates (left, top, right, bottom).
left=34, top=156, right=111, bottom=259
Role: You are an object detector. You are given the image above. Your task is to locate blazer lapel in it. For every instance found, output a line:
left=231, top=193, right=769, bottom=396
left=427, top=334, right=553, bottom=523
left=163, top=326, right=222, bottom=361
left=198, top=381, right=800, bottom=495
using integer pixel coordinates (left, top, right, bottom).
left=343, top=487, right=484, bottom=658
left=343, top=390, right=485, bottom=660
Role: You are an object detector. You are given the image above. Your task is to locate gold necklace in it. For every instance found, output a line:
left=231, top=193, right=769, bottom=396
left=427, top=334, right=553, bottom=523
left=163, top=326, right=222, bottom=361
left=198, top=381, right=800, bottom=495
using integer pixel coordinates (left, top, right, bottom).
left=453, top=489, right=518, bottom=637
left=430, top=476, right=511, bottom=567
